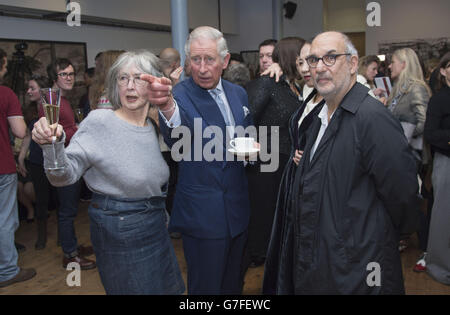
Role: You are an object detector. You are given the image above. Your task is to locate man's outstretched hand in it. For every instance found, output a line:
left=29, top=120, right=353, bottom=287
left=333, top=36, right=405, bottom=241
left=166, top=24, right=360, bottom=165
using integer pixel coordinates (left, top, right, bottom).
left=141, top=74, right=174, bottom=112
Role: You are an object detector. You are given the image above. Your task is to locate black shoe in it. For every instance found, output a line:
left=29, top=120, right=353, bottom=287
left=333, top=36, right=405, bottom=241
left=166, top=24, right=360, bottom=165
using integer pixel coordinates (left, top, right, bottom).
left=249, top=257, right=265, bottom=268
left=170, top=232, right=182, bottom=239
left=15, top=242, right=26, bottom=253
left=0, top=268, right=36, bottom=288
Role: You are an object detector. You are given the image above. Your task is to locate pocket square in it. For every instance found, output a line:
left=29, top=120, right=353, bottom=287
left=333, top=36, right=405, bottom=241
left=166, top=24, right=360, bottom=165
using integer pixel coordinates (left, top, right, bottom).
left=243, top=106, right=250, bottom=117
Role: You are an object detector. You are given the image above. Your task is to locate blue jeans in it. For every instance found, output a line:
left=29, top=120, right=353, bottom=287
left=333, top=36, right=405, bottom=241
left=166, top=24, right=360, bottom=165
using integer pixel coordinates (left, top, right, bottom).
left=88, top=193, right=185, bottom=295
left=0, top=174, right=20, bottom=282
left=56, top=181, right=81, bottom=257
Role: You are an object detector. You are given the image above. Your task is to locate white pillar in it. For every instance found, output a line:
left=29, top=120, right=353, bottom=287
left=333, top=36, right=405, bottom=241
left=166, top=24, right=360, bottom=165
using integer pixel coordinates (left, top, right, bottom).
left=170, top=0, right=189, bottom=71
left=272, top=0, right=283, bottom=40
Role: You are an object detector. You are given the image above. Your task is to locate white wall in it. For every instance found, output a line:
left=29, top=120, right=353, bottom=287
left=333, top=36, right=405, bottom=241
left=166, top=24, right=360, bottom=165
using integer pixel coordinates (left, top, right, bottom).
left=365, top=0, right=450, bottom=55
left=0, top=0, right=66, bottom=12
left=0, top=0, right=240, bottom=66
left=324, top=0, right=365, bottom=33
left=0, top=15, right=172, bottom=67
left=227, top=0, right=323, bottom=53
left=226, top=0, right=273, bottom=52
left=284, top=0, right=324, bottom=41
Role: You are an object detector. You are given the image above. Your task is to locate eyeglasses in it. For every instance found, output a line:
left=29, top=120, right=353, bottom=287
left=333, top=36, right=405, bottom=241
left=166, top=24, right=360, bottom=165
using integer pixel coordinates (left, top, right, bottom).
left=306, top=53, right=351, bottom=68
left=57, top=72, right=75, bottom=79
left=117, top=75, right=147, bottom=87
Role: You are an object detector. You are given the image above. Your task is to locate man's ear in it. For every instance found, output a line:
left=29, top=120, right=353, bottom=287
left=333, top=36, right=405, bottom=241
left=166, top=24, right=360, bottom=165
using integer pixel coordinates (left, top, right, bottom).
left=349, top=55, right=359, bottom=75
left=222, top=53, right=231, bottom=70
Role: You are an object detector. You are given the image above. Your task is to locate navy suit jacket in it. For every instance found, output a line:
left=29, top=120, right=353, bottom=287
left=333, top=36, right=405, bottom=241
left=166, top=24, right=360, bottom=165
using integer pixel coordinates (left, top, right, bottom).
left=159, top=78, right=253, bottom=239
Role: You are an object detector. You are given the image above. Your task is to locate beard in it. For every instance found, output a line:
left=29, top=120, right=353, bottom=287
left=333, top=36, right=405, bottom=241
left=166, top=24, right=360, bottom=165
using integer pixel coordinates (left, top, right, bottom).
left=314, top=73, right=351, bottom=99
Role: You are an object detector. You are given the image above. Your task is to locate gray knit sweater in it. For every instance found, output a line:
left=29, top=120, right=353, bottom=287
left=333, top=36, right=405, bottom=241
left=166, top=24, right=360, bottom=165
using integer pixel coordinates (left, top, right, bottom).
left=42, top=109, right=169, bottom=198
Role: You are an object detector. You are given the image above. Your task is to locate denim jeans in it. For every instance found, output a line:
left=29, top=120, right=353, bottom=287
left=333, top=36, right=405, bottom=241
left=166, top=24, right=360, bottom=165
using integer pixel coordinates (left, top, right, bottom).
left=88, top=193, right=185, bottom=295
left=0, top=174, right=20, bottom=282
left=56, top=181, right=81, bottom=257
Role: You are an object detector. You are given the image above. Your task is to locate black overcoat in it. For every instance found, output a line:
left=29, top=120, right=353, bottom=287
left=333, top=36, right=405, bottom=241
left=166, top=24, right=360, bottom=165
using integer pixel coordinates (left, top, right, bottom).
left=264, top=83, right=419, bottom=295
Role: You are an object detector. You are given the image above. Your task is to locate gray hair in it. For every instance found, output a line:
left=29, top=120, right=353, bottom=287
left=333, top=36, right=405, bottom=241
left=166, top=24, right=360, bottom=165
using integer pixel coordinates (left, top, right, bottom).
left=184, top=26, right=229, bottom=62
left=106, top=50, right=162, bottom=109
left=223, top=63, right=251, bottom=87
left=342, top=33, right=358, bottom=60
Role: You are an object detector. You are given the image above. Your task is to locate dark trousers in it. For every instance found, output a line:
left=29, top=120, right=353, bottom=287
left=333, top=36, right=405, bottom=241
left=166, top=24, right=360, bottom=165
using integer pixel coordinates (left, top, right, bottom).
left=28, top=162, right=51, bottom=221
left=56, top=181, right=81, bottom=257
left=245, top=153, right=289, bottom=261
left=182, top=231, right=247, bottom=295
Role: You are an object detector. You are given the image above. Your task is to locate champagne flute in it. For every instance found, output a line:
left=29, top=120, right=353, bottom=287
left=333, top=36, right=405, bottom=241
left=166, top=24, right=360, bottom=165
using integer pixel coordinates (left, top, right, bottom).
left=40, top=88, right=64, bottom=170
left=74, top=108, right=84, bottom=123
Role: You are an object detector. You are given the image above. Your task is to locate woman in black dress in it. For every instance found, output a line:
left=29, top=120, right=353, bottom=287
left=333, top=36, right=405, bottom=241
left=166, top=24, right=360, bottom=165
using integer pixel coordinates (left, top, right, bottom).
left=262, top=42, right=326, bottom=294
left=244, top=37, right=305, bottom=269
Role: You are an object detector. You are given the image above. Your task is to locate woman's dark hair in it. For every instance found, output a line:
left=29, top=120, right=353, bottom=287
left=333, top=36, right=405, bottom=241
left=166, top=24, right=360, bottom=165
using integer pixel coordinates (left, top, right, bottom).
left=437, top=51, right=450, bottom=91
left=46, top=58, right=74, bottom=85
left=0, top=48, right=7, bottom=69
left=29, top=74, right=49, bottom=90
left=26, top=74, right=48, bottom=124
left=272, top=37, right=305, bottom=81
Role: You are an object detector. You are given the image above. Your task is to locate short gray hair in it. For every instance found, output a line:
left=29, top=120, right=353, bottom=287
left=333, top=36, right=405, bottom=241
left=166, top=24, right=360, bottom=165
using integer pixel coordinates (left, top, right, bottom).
left=106, top=50, right=162, bottom=109
left=342, top=33, right=358, bottom=60
left=184, top=26, right=229, bottom=62
left=223, top=63, right=251, bottom=87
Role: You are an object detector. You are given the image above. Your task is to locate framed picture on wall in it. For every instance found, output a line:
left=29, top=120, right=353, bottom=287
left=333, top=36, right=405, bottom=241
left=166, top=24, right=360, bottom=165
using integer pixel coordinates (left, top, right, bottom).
left=0, top=38, right=88, bottom=108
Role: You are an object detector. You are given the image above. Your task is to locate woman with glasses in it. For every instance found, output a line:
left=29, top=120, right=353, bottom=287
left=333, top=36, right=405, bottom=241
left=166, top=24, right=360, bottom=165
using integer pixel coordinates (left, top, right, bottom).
left=263, top=41, right=325, bottom=293
left=244, top=37, right=305, bottom=270
left=32, top=50, right=185, bottom=295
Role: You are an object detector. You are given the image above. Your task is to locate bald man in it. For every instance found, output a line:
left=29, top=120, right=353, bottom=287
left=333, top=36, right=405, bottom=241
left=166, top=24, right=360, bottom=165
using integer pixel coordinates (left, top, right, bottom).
left=160, top=47, right=181, bottom=78
left=263, top=32, right=419, bottom=295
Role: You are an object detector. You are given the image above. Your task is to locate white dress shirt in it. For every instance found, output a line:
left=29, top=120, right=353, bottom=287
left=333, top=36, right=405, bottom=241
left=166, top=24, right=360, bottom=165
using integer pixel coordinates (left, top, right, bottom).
left=310, top=103, right=335, bottom=161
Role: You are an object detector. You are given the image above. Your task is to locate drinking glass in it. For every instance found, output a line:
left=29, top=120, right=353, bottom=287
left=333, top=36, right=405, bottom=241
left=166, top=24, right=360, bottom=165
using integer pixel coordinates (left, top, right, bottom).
left=40, top=88, right=64, bottom=170
left=74, top=108, right=84, bottom=123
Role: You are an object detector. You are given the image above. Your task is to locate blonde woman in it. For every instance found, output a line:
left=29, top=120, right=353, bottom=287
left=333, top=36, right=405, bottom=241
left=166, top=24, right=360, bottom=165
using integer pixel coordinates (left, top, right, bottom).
left=89, top=50, right=125, bottom=110
left=387, top=48, right=431, bottom=150
left=357, top=55, right=386, bottom=102
left=387, top=48, right=431, bottom=253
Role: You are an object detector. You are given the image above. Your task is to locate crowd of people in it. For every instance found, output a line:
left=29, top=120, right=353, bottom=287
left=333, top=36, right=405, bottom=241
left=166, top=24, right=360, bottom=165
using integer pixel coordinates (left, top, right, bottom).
left=0, top=25, right=449, bottom=294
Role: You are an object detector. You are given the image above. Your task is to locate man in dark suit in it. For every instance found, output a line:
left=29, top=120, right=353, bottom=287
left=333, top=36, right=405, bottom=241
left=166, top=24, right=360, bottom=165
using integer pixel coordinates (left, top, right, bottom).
left=144, top=26, right=253, bottom=294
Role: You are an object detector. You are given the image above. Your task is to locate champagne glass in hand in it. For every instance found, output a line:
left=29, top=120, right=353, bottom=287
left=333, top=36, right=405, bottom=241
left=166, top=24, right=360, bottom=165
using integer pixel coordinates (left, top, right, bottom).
left=74, top=108, right=84, bottom=123
left=40, top=88, right=64, bottom=170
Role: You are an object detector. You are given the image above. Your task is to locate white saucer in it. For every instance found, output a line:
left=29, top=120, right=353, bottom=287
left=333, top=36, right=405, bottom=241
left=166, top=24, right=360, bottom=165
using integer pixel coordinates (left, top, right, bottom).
left=228, top=148, right=260, bottom=158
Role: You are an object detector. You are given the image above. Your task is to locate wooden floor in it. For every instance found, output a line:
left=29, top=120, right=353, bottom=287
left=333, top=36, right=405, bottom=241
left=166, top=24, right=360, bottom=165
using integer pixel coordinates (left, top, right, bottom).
left=1, top=200, right=449, bottom=295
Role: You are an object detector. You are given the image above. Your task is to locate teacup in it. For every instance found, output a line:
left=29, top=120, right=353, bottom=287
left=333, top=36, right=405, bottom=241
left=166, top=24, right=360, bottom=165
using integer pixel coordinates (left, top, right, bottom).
left=230, top=137, right=255, bottom=152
